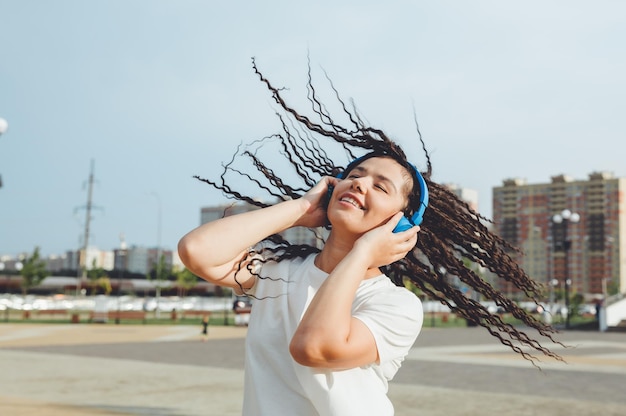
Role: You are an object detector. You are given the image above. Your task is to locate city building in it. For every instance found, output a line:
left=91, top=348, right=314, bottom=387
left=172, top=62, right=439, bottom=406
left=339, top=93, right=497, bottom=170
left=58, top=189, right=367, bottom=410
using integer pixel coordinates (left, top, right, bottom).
left=124, top=246, right=173, bottom=276
left=444, top=183, right=479, bottom=213
left=56, top=248, right=114, bottom=272
left=493, top=172, right=625, bottom=299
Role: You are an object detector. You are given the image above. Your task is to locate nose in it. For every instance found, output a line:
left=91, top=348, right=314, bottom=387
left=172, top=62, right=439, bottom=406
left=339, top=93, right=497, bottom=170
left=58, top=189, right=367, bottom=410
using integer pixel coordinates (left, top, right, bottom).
left=351, top=177, right=366, bottom=193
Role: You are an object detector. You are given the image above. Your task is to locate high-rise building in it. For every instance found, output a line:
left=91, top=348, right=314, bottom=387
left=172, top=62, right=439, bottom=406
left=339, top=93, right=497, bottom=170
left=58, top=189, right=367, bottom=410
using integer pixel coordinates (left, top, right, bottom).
left=493, top=172, right=625, bottom=298
left=444, top=183, right=479, bottom=213
left=62, top=248, right=114, bottom=271
left=124, top=246, right=173, bottom=275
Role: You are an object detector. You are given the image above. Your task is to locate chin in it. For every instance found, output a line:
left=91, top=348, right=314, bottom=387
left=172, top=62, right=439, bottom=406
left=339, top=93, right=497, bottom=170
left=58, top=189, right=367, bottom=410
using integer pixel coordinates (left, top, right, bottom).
left=328, top=209, right=374, bottom=235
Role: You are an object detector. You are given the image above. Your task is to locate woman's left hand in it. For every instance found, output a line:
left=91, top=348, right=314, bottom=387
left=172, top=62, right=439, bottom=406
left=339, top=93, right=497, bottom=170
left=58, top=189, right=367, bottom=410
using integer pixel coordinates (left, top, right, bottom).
left=354, top=212, right=420, bottom=268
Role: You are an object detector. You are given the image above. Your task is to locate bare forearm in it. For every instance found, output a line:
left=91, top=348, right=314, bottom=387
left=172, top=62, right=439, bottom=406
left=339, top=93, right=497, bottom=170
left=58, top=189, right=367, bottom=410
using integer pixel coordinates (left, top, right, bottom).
left=179, top=199, right=308, bottom=270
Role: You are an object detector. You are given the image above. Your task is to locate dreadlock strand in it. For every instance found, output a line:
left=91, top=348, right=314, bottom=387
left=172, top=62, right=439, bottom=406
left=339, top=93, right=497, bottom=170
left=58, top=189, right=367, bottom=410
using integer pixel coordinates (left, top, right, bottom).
left=194, top=60, right=564, bottom=366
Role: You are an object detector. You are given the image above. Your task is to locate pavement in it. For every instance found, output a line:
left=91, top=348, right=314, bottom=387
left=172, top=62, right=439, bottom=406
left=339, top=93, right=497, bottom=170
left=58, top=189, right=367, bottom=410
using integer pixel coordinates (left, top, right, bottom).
left=1, top=323, right=625, bottom=416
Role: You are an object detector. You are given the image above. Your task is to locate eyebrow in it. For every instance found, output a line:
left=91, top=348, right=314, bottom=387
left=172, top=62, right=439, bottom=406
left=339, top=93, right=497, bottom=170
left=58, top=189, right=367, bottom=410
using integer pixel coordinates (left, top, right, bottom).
left=352, top=166, right=399, bottom=193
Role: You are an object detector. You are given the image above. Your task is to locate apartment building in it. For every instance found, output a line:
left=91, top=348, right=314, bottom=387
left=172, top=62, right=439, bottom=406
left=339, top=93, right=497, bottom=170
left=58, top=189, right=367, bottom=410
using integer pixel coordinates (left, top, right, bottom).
left=493, top=172, right=625, bottom=298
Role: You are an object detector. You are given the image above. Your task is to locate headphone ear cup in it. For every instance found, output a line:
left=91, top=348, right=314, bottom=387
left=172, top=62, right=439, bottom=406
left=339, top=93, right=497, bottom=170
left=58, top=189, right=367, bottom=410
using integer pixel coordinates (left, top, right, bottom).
left=326, top=171, right=343, bottom=207
left=393, top=216, right=413, bottom=233
left=325, top=186, right=334, bottom=207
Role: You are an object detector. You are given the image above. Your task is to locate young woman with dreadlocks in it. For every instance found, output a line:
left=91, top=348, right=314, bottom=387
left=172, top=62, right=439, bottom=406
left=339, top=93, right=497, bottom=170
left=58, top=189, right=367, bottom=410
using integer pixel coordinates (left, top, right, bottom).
left=178, top=59, right=562, bottom=416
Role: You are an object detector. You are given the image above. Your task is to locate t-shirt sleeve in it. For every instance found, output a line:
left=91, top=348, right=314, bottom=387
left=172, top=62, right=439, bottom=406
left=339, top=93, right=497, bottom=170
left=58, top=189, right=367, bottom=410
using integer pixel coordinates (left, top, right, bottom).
left=352, top=288, right=423, bottom=380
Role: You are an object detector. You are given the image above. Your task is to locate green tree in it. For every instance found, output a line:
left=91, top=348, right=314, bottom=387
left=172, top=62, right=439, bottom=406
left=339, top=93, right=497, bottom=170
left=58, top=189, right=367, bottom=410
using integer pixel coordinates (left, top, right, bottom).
left=148, top=254, right=171, bottom=284
left=87, top=259, right=109, bottom=295
left=569, top=292, right=585, bottom=319
left=175, top=267, right=199, bottom=297
left=403, top=277, right=423, bottom=298
left=607, top=279, right=619, bottom=296
left=148, top=254, right=171, bottom=302
left=19, top=247, right=48, bottom=295
left=95, top=277, right=112, bottom=295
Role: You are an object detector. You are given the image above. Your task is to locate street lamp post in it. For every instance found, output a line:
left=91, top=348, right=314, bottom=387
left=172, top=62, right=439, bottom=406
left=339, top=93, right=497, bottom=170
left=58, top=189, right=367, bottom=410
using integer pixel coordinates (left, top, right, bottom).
left=0, top=262, right=7, bottom=322
left=603, top=236, right=614, bottom=299
left=150, top=192, right=162, bottom=319
left=116, top=247, right=126, bottom=325
left=0, top=117, right=8, bottom=188
left=547, top=278, right=559, bottom=324
left=552, top=209, right=580, bottom=329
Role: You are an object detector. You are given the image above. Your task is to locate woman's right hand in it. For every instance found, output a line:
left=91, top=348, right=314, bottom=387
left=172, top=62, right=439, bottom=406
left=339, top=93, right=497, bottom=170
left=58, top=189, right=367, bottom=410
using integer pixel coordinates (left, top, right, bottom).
left=295, top=176, right=340, bottom=228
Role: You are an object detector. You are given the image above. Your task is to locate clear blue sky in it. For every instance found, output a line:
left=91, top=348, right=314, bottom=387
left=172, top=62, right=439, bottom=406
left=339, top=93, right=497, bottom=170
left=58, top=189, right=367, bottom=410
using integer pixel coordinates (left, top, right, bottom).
left=1, top=0, right=624, bottom=257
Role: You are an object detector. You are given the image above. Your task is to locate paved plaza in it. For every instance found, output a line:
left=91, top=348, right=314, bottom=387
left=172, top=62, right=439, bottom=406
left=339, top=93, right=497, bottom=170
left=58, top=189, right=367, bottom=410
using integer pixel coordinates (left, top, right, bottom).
left=0, top=323, right=625, bottom=416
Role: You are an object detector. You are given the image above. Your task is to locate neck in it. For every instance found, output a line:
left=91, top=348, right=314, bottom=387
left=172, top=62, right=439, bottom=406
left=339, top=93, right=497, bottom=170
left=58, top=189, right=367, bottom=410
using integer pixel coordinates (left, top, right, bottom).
left=315, top=231, right=382, bottom=279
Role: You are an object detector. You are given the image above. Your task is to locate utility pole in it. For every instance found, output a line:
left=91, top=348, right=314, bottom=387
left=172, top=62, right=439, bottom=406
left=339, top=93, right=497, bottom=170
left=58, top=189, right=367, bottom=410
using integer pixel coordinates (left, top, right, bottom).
left=75, top=159, right=99, bottom=296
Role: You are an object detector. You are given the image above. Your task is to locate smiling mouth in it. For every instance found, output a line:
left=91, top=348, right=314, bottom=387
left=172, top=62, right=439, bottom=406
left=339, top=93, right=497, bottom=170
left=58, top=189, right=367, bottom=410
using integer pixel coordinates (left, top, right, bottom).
left=339, top=196, right=365, bottom=210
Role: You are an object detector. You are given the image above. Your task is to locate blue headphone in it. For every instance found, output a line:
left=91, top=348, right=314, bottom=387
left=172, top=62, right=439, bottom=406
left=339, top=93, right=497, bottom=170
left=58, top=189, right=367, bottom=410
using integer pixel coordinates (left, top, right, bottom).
left=334, top=156, right=429, bottom=233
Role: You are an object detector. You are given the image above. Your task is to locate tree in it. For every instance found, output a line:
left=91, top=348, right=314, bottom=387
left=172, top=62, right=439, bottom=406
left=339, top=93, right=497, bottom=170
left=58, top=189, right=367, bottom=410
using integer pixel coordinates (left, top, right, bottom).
left=403, top=277, right=423, bottom=298
left=20, top=247, right=48, bottom=295
left=175, top=267, right=199, bottom=297
left=569, top=292, right=585, bottom=320
left=148, top=254, right=171, bottom=288
left=87, top=259, right=109, bottom=295
left=607, top=279, right=619, bottom=297
left=95, top=277, right=112, bottom=295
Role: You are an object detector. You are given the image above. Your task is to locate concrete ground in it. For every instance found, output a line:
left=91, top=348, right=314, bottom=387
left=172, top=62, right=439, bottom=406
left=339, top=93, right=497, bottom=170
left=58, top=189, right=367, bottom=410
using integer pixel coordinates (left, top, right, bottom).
left=0, top=323, right=625, bottom=416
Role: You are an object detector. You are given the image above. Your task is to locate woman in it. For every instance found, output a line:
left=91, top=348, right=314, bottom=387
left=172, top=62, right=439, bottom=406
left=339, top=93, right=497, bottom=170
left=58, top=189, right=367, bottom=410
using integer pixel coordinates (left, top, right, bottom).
left=179, top=59, right=562, bottom=415
left=180, top=153, right=423, bottom=415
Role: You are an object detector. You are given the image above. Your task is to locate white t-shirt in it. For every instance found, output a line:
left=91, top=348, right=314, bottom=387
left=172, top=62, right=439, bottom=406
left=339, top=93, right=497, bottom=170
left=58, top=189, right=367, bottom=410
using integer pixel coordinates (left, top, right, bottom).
left=242, top=253, right=423, bottom=416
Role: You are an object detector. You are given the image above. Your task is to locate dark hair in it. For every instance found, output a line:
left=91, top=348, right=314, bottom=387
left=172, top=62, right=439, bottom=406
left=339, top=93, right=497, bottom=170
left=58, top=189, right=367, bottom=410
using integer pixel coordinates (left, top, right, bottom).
left=193, top=58, right=564, bottom=365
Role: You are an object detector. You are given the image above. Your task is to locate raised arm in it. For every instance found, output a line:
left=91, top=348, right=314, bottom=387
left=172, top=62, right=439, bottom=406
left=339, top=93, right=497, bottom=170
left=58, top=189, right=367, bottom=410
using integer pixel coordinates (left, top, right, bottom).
left=177, top=177, right=337, bottom=290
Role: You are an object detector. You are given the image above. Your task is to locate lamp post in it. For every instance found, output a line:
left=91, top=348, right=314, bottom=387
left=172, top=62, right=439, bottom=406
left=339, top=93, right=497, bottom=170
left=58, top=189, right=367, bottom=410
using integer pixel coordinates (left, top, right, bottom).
left=552, top=209, right=580, bottom=329
left=116, top=246, right=126, bottom=325
left=0, top=262, right=8, bottom=322
left=0, top=117, right=8, bottom=189
left=603, top=236, right=614, bottom=299
left=546, top=278, right=559, bottom=324
left=150, top=191, right=162, bottom=319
